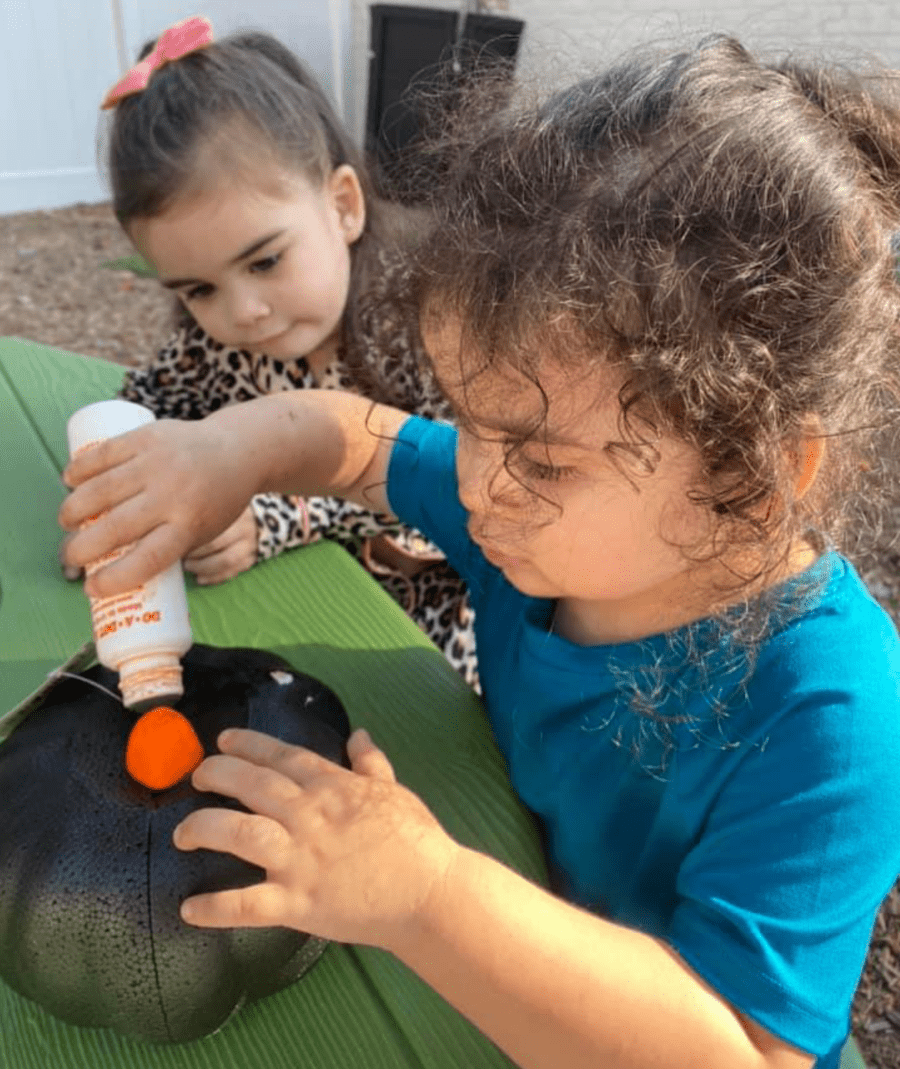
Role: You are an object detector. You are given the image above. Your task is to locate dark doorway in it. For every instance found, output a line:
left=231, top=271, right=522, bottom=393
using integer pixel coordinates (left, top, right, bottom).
left=365, top=5, right=525, bottom=201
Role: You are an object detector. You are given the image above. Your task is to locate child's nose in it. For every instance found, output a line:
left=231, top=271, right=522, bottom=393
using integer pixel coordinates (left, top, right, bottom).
left=231, top=290, right=270, bottom=327
left=457, top=437, right=503, bottom=514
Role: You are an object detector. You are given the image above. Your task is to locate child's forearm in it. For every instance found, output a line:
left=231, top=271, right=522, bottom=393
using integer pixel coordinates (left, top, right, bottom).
left=389, top=847, right=811, bottom=1069
left=241, top=390, right=402, bottom=513
left=60, top=390, right=405, bottom=597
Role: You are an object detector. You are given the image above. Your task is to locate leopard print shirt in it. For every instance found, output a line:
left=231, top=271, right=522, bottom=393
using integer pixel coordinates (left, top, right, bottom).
left=119, top=251, right=478, bottom=689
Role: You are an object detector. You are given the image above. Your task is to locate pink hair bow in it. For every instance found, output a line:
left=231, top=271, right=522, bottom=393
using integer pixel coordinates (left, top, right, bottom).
left=101, top=16, right=214, bottom=109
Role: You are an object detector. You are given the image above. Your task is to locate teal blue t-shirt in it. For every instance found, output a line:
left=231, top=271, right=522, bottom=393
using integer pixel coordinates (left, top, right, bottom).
left=388, top=415, right=900, bottom=1068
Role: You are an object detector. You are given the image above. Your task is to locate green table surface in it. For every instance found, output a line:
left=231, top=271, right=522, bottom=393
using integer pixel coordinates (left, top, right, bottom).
left=0, top=337, right=548, bottom=1069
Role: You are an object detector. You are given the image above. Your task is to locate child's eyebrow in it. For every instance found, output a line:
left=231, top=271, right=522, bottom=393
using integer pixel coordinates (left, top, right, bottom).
left=476, top=419, right=585, bottom=448
left=229, top=230, right=285, bottom=265
left=430, top=365, right=585, bottom=447
left=450, top=398, right=584, bottom=447
left=160, top=230, right=285, bottom=289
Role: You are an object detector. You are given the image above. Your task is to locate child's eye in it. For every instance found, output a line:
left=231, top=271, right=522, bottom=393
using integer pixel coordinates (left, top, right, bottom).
left=184, top=283, right=214, bottom=301
left=519, top=458, right=577, bottom=482
left=249, top=253, right=282, bottom=274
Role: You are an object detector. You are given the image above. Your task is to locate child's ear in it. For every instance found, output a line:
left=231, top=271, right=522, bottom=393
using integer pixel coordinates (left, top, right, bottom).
left=329, top=164, right=366, bottom=245
left=792, top=420, right=826, bottom=500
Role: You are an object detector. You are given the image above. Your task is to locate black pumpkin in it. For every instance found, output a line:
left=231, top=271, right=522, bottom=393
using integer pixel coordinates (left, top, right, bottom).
left=0, top=644, right=351, bottom=1043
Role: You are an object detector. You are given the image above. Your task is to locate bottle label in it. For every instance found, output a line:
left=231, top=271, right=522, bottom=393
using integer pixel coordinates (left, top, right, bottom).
left=72, top=441, right=160, bottom=640
left=93, top=599, right=164, bottom=641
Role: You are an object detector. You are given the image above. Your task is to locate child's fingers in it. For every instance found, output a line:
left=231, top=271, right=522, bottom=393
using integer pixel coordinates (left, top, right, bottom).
left=180, top=880, right=289, bottom=929
left=60, top=492, right=148, bottom=568
left=62, top=430, right=143, bottom=488
left=186, top=532, right=237, bottom=559
left=58, top=462, right=145, bottom=533
left=82, top=522, right=182, bottom=598
left=190, top=752, right=303, bottom=820
left=57, top=534, right=83, bottom=580
left=217, top=728, right=340, bottom=786
left=184, top=546, right=255, bottom=585
left=184, top=507, right=258, bottom=581
left=174, top=805, right=291, bottom=871
left=347, top=729, right=396, bottom=783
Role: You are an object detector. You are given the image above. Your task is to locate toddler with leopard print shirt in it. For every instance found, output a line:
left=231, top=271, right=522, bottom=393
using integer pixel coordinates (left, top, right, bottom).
left=99, top=20, right=478, bottom=688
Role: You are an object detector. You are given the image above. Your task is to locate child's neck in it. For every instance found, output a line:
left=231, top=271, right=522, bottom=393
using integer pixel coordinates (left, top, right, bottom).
left=302, top=333, right=340, bottom=383
left=552, top=541, right=820, bottom=647
left=552, top=588, right=709, bottom=646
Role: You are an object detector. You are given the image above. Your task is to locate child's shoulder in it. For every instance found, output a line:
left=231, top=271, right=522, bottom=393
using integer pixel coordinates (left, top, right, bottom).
left=753, top=551, right=900, bottom=746
left=780, top=552, right=899, bottom=664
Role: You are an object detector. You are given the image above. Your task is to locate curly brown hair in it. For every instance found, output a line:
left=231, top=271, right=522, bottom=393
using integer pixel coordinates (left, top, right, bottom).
left=412, top=35, right=900, bottom=597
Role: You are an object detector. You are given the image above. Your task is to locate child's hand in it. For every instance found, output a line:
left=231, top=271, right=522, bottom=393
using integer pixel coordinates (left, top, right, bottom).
left=183, top=505, right=259, bottom=585
left=58, top=534, right=82, bottom=581
left=59, top=417, right=259, bottom=598
left=173, top=728, right=460, bottom=950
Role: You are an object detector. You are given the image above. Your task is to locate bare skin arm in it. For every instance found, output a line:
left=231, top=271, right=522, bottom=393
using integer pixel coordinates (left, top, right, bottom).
left=59, top=390, right=406, bottom=598
left=176, top=727, right=815, bottom=1069
left=394, top=836, right=814, bottom=1069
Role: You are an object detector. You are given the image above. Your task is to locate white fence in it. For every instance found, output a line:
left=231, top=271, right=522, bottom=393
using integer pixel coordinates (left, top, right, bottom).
left=0, top=0, right=349, bottom=215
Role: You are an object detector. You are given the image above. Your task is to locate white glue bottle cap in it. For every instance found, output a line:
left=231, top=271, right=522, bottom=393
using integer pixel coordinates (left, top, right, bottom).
left=67, top=399, right=155, bottom=456
left=118, top=653, right=186, bottom=713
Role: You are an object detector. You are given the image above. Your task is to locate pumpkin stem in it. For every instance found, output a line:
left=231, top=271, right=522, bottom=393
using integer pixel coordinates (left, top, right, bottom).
left=125, top=706, right=205, bottom=791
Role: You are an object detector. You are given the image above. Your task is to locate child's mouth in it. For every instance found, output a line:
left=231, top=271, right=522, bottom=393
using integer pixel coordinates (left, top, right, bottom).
left=478, top=542, right=521, bottom=568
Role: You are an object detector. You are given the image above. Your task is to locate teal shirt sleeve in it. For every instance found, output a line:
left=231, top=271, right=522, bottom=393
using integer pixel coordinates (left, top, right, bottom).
left=387, top=415, right=488, bottom=585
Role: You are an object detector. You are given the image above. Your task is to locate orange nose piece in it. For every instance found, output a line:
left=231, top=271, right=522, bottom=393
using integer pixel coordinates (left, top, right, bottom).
left=125, top=706, right=205, bottom=791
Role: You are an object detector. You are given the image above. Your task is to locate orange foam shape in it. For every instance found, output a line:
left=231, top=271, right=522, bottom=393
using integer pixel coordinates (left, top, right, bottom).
left=125, top=706, right=205, bottom=791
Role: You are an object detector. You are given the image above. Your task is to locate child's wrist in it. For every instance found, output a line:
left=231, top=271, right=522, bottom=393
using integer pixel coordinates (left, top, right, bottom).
left=206, top=399, right=277, bottom=497
left=385, top=838, right=473, bottom=958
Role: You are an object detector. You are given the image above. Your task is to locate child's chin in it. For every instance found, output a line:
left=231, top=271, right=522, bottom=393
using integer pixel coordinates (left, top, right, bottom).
left=496, top=561, right=554, bottom=596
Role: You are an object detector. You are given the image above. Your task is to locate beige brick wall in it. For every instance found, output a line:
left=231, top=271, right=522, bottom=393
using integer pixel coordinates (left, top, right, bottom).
left=349, top=0, right=900, bottom=142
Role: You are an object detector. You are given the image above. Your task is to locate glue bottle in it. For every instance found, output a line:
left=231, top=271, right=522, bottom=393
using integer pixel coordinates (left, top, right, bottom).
left=66, top=399, right=193, bottom=711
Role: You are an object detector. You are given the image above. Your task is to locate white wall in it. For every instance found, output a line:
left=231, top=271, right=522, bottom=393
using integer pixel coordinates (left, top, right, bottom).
left=347, top=0, right=900, bottom=144
left=1, top=0, right=349, bottom=215
left=1, top=0, right=123, bottom=214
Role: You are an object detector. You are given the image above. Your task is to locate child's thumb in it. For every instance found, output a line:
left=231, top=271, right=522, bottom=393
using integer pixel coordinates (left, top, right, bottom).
left=347, top=728, right=395, bottom=782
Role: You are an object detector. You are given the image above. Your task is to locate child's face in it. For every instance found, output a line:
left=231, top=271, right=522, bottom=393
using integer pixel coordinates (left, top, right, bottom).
left=424, top=317, right=723, bottom=642
left=130, top=166, right=364, bottom=361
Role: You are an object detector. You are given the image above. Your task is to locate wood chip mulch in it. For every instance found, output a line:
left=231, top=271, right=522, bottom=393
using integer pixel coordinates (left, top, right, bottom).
left=1, top=202, right=898, bottom=1067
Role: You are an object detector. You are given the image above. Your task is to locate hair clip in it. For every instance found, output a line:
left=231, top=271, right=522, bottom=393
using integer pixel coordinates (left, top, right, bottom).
left=101, top=15, right=214, bottom=110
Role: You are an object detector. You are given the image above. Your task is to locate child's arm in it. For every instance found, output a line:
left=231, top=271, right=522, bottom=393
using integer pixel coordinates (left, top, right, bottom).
left=175, top=728, right=814, bottom=1069
left=117, top=326, right=259, bottom=585
left=59, top=391, right=405, bottom=598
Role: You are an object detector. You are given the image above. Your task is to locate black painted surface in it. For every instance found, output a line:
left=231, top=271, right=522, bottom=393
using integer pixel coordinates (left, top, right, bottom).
left=0, top=645, right=351, bottom=1043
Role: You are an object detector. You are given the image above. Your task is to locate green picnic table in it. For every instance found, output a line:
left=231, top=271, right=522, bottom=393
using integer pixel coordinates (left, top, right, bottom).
left=0, top=337, right=548, bottom=1069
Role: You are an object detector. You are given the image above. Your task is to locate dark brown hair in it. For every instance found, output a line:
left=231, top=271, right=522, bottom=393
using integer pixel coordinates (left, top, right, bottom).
left=106, top=31, right=368, bottom=219
left=103, top=29, right=422, bottom=401
left=413, top=35, right=900, bottom=591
